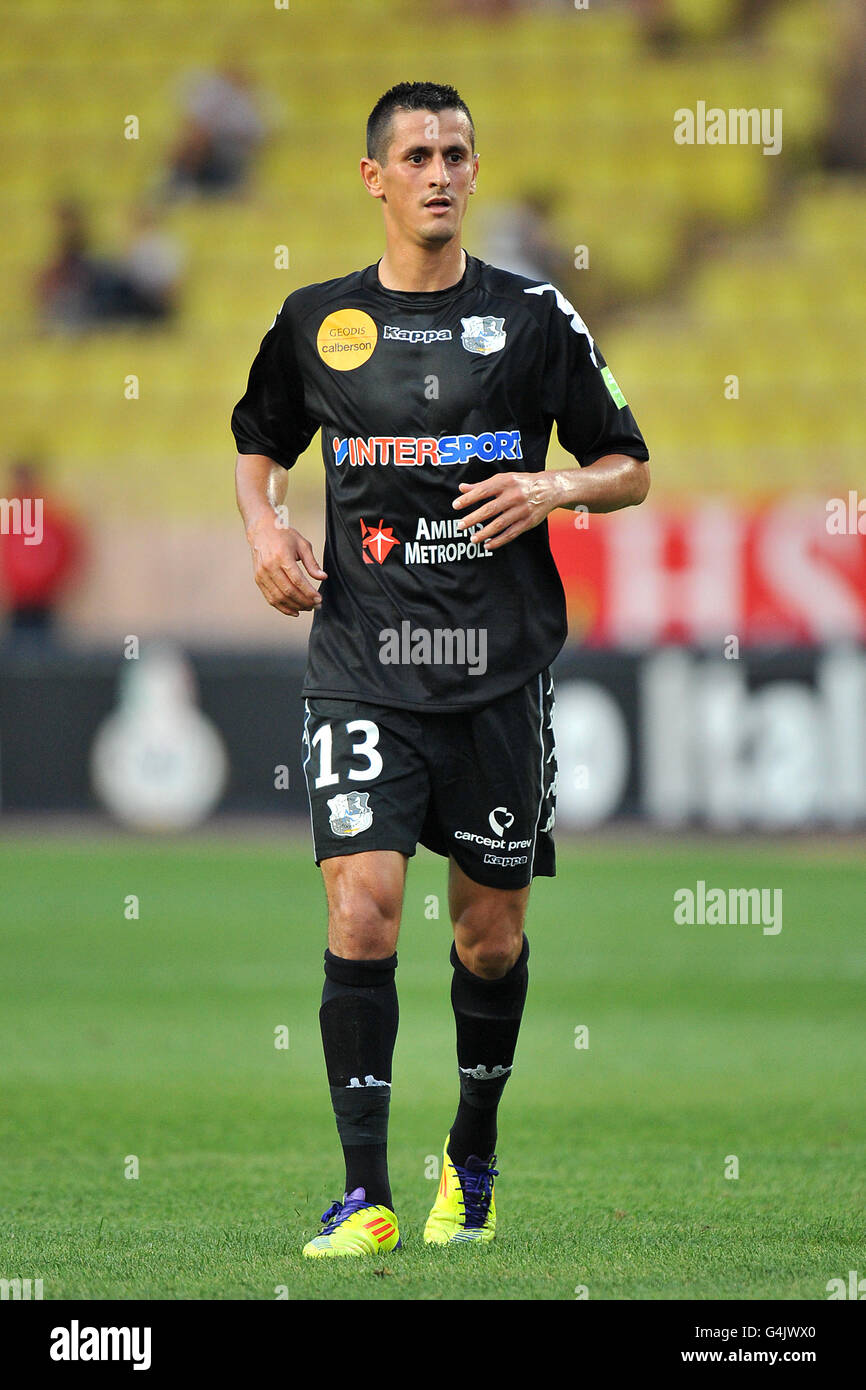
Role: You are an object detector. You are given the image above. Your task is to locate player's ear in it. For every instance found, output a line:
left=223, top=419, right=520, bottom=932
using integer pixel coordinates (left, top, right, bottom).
left=360, top=156, right=385, bottom=199
left=469, top=152, right=479, bottom=194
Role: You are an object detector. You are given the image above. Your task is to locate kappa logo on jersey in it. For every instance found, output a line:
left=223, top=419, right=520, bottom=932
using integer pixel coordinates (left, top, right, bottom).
left=383, top=325, right=452, bottom=343
left=461, top=315, right=507, bottom=355
left=332, top=430, right=522, bottom=468
left=316, top=309, right=378, bottom=371
left=327, top=791, right=373, bottom=837
left=360, top=518, right=401, bottom=565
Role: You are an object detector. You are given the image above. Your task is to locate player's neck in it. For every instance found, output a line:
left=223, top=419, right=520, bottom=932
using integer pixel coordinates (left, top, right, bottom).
left=376, top=241, right=466, bottom=294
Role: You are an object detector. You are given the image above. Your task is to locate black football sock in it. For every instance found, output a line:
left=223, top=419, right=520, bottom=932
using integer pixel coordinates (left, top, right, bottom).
left=447, top=935, right=529, bottom=1168
left=319, top=949, right=398, bottom=1210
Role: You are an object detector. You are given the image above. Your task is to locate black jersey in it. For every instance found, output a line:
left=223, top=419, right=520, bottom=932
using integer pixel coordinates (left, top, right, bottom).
left=231, top=254, right=648, bottom=711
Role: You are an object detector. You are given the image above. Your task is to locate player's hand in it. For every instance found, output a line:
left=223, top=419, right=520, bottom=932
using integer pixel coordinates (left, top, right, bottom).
left=246, top=517, right=327, bottom=617
left=452, top=471, right=554, bottom=550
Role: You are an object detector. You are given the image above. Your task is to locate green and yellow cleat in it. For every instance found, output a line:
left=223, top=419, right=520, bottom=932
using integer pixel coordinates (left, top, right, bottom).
left=424, top=1140, right=498, bottom=1245
left=302, top=1187, right=401, bottom=1258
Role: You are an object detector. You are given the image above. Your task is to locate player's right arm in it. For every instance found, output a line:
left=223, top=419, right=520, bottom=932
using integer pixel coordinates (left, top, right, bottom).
left=232, top=295, right=325, bottom=616
left=235, top=452, right=326, bottom=617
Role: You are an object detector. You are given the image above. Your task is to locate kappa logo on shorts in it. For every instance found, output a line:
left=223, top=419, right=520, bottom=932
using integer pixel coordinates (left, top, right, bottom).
left=460, top=315, right=506, bottom=356
left=327, top=791, right=373, bottom=837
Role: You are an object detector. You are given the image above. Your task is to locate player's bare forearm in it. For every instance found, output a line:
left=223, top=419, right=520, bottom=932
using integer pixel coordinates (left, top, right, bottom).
left=544, top=453, right=650, bottom=514
left=235, top=453, right=326, bottom=616
left=235, top=453, right=288, bottom=534
left=453, top=453, right=650, bottom=551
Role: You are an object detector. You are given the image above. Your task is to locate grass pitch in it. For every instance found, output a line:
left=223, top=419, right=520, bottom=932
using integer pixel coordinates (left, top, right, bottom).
left=0, top=835, right=863, bottom=1301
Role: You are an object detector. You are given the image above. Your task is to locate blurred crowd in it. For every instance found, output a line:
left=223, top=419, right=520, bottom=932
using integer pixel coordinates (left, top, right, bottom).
left=162, top=63, right=268, bottom=201
left=449, top=0, right=785, bottom=36
left=37, top=62, right=270, bottom=336
left=34, top=8, right=866, bottom=337
left=37, top=200, right=184, bottom=334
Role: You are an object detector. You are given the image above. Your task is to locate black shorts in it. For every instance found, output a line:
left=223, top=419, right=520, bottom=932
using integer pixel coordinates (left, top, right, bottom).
left=301, top=670, right=557, bottom=890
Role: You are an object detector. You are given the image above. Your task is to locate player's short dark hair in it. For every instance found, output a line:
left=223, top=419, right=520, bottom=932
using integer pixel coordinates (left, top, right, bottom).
left=366, top=81, right=475, bottom=164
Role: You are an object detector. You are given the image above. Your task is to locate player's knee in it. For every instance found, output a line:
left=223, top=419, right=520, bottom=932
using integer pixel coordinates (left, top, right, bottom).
left=453, top=906, right=526, bottom=978
left=327, top=884, right=401, bottom=958
left=456, top=935, right=523, bottom=979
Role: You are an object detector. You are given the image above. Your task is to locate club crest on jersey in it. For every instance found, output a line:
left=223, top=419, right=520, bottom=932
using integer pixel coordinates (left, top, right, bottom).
left=327, top=791, right=373, bottom=837
left=460, top=315, right=506, bottom=356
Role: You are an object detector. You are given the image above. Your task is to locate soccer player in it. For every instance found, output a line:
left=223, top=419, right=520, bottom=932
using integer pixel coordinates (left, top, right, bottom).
left=232, top=81, right=649, bottom=1256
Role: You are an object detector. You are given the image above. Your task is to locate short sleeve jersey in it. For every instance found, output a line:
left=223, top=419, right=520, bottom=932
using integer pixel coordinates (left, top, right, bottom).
left=231, top=254, right=649, bottom=711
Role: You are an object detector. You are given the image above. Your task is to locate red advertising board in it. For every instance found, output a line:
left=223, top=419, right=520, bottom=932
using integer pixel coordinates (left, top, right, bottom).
left=549, top=497, right=866, bottom=647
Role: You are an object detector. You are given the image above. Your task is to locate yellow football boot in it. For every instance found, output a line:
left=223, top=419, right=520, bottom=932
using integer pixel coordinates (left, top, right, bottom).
left=302, top=1187, right=400, bottom=1258
left=424, top=1140, right=498, bottom=1245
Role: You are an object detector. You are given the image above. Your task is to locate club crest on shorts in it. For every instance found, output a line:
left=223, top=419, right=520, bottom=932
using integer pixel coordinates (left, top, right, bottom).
left=460, top=315, right=506, bottom=356
left=327, top=790, right=373, bottom=837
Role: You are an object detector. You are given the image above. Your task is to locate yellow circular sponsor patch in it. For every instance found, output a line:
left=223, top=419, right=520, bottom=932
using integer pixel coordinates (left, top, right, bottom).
left=316, top=309, right=378, bottom=371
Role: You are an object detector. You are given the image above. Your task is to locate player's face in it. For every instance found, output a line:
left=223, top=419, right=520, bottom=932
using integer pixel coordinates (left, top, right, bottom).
left=368, top=108, right=478, bottom=247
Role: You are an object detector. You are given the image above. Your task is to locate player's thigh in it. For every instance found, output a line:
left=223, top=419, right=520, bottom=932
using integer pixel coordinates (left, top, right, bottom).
left=448, top=857, right=529, bottom=978
left=303, top=697, right=428, bottom=859
left=303, top=697, right=428, bottom=956
left=321, top=850, right=408, bottom=959
left=429, top=670, right=557, bottom=892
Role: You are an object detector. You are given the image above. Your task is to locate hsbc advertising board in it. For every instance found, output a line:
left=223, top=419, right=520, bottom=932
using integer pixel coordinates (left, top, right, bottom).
left=548, top=499, right=866, bottom=647
left=546, top=500, right=866, bottom=828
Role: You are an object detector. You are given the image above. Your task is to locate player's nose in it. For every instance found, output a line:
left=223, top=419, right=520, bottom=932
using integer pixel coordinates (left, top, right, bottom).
left=428, top=156, right=451, bottom=188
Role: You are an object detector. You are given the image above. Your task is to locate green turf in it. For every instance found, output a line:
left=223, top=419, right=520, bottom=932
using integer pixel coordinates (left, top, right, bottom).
left=0, top=836, right=863, bottom=1300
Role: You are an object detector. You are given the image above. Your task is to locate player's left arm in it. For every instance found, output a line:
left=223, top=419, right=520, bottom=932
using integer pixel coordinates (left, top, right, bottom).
left=454, top=293, right=650, bottom=551
left=452, top=452, right=649, bottom=551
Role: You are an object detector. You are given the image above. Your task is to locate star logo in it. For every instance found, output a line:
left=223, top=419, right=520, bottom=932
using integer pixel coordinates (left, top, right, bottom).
left=360, top=518, right=401, bottom=564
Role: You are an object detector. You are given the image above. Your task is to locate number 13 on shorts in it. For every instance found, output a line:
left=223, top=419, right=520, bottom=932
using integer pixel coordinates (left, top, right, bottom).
left=309, top=718, right=383, bottom=788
